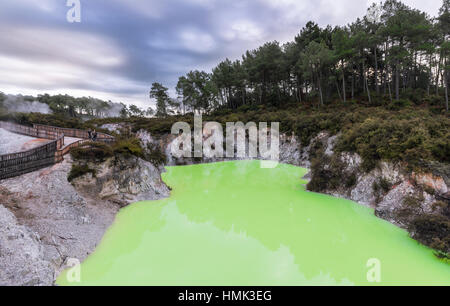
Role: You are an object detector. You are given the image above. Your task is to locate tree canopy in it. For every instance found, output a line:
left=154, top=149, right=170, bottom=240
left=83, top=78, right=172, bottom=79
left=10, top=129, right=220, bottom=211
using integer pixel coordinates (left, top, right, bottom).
left=152, top=0, right=449, bottom=114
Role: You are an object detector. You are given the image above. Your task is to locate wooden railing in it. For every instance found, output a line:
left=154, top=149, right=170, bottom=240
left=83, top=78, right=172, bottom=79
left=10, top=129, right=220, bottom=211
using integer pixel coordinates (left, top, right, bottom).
left=0, top=121, right=65, bottom=142
left=0, top=121, right=115, bottom=180
left=33, top=124, right=115, bottom=143
left=0, top=122, right=65, bottom=180
left=55, top=139, right=90, bottom=162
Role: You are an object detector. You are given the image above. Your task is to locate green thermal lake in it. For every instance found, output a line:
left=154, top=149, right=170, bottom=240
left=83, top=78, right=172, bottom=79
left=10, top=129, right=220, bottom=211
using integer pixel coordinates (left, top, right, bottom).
left=57, top=160, right=450, bottom=286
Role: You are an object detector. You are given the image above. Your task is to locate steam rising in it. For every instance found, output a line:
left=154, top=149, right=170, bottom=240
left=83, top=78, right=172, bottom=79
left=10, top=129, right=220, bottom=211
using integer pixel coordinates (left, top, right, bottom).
left=3, top=94, right=52, bottom=114
left=102, top=102, right=125, bottom=118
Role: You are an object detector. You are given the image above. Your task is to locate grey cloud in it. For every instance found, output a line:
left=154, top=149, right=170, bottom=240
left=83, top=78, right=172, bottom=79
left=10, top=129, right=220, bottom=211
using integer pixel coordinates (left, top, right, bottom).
left=0, top=0, right=443, bottom=108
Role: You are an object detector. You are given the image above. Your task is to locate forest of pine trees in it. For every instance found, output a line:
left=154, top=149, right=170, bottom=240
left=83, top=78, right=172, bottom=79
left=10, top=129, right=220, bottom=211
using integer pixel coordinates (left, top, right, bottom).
left=153, top=0, right=449, bottom=115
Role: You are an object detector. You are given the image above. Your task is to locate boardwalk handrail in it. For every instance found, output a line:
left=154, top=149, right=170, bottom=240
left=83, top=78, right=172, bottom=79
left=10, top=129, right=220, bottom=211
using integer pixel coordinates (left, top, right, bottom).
left=0, top=121, right=115, bottom=180
left=0, top=121, right=65, bottom=142
left=32, top=124, right=115, bottom=142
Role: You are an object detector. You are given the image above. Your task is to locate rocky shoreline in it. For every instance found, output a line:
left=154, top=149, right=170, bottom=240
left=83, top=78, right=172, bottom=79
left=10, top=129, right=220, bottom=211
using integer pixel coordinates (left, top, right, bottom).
left=0, top=127, right=448, bottom=285
left=0, top=154, right=169, bottom=286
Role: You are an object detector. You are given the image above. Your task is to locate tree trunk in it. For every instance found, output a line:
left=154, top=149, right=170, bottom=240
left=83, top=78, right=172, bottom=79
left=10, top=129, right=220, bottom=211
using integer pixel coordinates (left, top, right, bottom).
left=413, top=51, right=418, bottom=89
left=428, top=54, right=432, bottom=96
left=342, top=65, right=346, bottom=103
left=387, top=64, right=393, bottom=103
left=395, top=61, right=400, bottom=100
left=361, top=62, right=365, bottom=93
left=351, top=72, right=355, bottom=100
left=383, top=41, right=389, bottom=95
left=336, top=79, right=343, bottom=102
left=363, top=62, right=371, bottom=104
left=436, top=53, right=442, bottom=96
left=444, top=67, right=449, bottom=112
left=374, top=47, right=379, bottom=94
left=388, top=78, right=393, bottom=103
left=364, top=62, right=372, bottom=104
left=318, top=74, right=324, bottom=107
left=262, top=71, right=267, bottom=104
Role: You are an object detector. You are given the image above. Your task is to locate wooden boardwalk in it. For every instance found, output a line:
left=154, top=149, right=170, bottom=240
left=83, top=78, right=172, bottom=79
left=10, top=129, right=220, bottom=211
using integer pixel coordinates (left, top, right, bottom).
left=0, top=122, right=114, bottom=180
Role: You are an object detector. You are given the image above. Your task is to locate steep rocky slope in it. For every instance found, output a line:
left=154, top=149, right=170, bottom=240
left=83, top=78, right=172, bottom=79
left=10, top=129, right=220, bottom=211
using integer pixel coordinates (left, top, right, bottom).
left=0, top=154, right=170, bottom=285
left=1, top=125, right=448, bottom=285
left=0, top=205, right=53, bottom=286
left=305, top=132, right=449, bottom=254
left=71, top=156, right=170, bottom=206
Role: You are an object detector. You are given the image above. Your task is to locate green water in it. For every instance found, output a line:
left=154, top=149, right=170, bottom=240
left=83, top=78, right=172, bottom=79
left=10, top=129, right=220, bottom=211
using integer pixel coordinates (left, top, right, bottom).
left=57, top=161, right=450, bottom=286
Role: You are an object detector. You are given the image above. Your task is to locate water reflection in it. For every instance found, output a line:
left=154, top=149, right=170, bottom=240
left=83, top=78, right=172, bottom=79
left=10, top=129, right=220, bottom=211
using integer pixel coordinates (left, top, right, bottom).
left=57, top=161, right=450, bottom=286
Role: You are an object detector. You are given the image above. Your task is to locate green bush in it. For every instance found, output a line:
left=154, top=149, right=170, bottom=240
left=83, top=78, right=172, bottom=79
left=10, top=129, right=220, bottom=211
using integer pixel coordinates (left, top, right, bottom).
left=403, top=195, right=425, bottom=209
left=66, top=100, right=450, bottom=173
left=68, top=164, right=96, bottom=182
left=431, top=137, right=450, bottom=163
left=373, top=177, right=392, bottom=194
left=335, top=109, right=449, bottom=172
left=307, top=153, right=357, bottom=192
left=112, top=137, right=144, bottom=159
left=70, top=142, right=114, bottom=162
left=432, top=201, right=448, bottom=212
left=407, top=214, right=450, bottom=254
left=144, top=143, right=167, bottom=166
left=386, top=99, right=412, bottom=111
left=0, top=112, right=84, bottom=129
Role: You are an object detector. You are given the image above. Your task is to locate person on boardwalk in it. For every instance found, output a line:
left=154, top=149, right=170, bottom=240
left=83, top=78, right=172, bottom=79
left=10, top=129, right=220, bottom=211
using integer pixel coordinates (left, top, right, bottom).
left=92, top=130, right=98, bottom=142
left=87, top=129, right=92, bottom=140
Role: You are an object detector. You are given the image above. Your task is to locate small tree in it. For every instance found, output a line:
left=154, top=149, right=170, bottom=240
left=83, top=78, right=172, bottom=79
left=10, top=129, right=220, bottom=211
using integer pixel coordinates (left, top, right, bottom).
left=300, top=41, right=333, bottom=107
left=129, top=104, right=144, bottom=117
left=150, top=82, right=170, bottom=117
left=145, top=107, right=155, bottom=117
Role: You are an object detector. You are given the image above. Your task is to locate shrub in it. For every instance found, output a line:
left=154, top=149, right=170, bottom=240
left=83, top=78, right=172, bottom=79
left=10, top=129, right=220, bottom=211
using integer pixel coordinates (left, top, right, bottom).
left=423, top=185, right=436, bottom=196
left=112, top=137, right=144, bottom=159
left=335, top=109, right=449, bottom=172
left=431, top=137, right=450, bottom=163
left=307, top=155, right=333, bottom=192
left=70, top=142, right=113, bottom=162
left=307, top=153, right=357, bottom=192
left=435, top=251, right=450, bottom=263
left=386, top=99, right=412, bottom=111
left=0, top=112, right=84, bottom=129
left=68, top=164, right=96, bottom=182
left=407, top=214, right=450, bottom=254
left=344, top=173, right=358, bottom=189
left=403, top=195, right=425, bottom=210
left=373, top=177, right=392, bottom=194
left=69, top=101, right=449, bottom=172
left=432, top=201, right=448, bottom=211
left=393, top=195, right=427, bottom=222
left=144, top=143, right=167, bottom=166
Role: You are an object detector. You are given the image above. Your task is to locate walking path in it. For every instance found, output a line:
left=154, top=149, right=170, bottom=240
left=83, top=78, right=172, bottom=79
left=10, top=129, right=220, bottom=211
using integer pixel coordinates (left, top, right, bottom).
left=62, top=136, right=83, bottom=150
left=0, top=128, right=83, bottom=155
left=0, top=128, right=50, bottom=155
left=0, top=121, right=114, bottom=180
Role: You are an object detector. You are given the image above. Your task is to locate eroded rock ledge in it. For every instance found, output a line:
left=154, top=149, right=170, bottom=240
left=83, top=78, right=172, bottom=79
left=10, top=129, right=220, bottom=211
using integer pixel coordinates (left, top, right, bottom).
left=71, top=156, right=170, bottom=207
left=1, top=128, right=448, bottom=285
left=0, top=154, right=170, bottom=286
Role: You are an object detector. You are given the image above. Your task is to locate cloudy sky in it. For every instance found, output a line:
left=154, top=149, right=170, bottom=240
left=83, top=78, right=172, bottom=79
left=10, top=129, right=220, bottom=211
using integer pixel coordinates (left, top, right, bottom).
left=0, top=0, right=443, bottom=108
